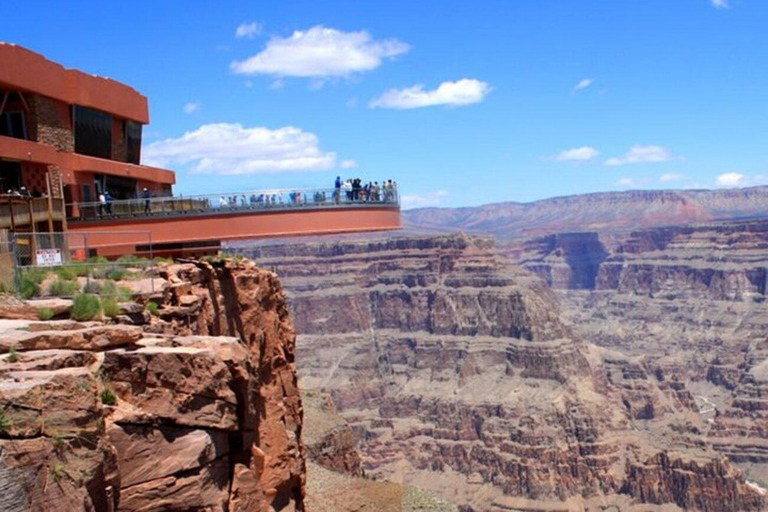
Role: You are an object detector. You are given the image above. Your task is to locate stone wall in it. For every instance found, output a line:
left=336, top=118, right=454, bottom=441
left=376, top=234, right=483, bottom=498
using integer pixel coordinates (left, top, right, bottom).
left=30, top=94, right=74, bottom=152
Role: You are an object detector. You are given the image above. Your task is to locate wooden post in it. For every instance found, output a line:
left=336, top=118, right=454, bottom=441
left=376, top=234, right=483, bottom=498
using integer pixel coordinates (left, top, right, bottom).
left=45, top=173, right=55, bottom=246
left=27, top=199, right=36, bottom=265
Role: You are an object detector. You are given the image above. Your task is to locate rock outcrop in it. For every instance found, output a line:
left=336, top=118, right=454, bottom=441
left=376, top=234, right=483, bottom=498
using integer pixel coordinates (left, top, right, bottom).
left=0, top=259, right=305, bottom=511
left=242, top=234, right=766, bottom=511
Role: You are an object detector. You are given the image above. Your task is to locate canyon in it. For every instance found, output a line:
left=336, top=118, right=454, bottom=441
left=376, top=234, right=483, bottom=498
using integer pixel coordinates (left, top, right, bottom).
left=241, top=233, right=768, bottom=511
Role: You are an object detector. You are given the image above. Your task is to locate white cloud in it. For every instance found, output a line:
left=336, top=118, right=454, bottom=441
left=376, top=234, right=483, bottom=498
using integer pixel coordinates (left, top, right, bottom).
left=231, top=26, right=409, bottom=78
left=143, top=123, right=336, bottom=175
left=711, top=0, right=729, bottom=9
left=182, top=102, right=201, bottom=114
left=370, top=79, right=491, bottom=109
left=555, top=146, right=599, bottom=162
left=660, top=173, right=684, bottom=182
left=716, top=172, right=744, bottom=186
left=401, top=190, right=449, bottom=209
left=605, top=145, right=674, bottom=166
left=617, top=177, right=638, bottom=187
left=340, top=159, right=357, bottom=169
left=574, top=78, right=593, bottom=91
left=235, top=22, right=262, bottom=39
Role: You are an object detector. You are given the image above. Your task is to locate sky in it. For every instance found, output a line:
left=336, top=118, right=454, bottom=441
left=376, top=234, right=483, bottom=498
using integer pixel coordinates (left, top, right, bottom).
left=4, top=0, right=768, bottom=209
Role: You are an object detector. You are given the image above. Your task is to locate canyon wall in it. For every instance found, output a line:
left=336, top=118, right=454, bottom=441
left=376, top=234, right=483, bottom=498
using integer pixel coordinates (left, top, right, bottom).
left=0, top=260, right=305, bottom=511
left=243, top=234, right=766, bottom=511
left=403, top=186, right=768, bottom=237
left=515, top=220, right=768, bottom=300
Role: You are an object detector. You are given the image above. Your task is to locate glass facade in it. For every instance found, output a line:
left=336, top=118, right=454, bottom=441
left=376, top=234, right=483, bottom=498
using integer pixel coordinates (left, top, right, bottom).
left=0, top=111, right=26, bottom=140
left=125, top=120, right=142, bottom=165
left=73, top=105, right=112, bottom=159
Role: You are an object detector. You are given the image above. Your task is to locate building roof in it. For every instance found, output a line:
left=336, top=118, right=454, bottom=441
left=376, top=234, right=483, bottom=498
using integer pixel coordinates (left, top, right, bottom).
left=0, top=43, right=149, bottom=123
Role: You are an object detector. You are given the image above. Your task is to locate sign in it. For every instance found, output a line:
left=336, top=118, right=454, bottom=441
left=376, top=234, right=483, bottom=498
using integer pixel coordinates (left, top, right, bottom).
left=36, top=249, right=62, bottom=267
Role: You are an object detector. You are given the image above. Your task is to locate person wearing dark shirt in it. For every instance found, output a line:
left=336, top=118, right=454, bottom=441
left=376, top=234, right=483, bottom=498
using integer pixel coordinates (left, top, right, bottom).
left=143, top=188, right=151, bottom=214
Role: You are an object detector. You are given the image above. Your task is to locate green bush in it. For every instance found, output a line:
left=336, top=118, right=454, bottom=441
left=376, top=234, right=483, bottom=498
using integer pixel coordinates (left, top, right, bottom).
left=101, top=298, right=120, bottom=318
left=70, top=294, right=101, bottom=321
left=101, top=389, right=117, bottom=406
left=145, top=301, right=159, bottom=316
left=19, top=274, right=41, bottom=299
left=7, top=347, right=19, bottom=363
left=118, top=286, right=133, bottom=302
left=36, top=307, right=55, bottom=321
left=70, top=263, right=91, bottom=277
left=47, top=278, right=80, bottom=297
left=106, top=267, right=127, bottom=281
left=117, top=254, right=148, bottom=265
left=26, top=268, right=48, bottom=284
left=54, top=266, right=77, bottom=281
left=0, top=409, right=12, bottom=434
left=87, top=256, right=109, bottom=264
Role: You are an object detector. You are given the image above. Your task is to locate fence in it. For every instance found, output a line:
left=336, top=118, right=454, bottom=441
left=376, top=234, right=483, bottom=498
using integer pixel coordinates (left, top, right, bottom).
left=67, top=186, right=401, bottom=222
left=11, top=231, right=158, bottom=299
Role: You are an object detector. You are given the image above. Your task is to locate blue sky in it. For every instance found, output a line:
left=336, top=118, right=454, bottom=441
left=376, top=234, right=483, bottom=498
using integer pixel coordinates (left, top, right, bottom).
left=5, top=0, right=768, bottom=208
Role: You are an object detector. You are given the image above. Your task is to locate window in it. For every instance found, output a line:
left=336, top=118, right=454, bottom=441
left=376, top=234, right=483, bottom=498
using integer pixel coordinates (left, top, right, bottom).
left=73, top=105, right=112, bottom=159
left=0, top=111, right=26, bottom=140
left=125, top=120, right=142, bottom=164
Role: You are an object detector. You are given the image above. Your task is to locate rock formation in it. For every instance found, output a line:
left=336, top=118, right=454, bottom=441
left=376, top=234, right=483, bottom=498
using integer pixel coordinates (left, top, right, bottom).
left=0, top=259, right=305, bottom=511
left=403, top=186, right=768, bottom=237
left=242, top=234, right=766, bottom=511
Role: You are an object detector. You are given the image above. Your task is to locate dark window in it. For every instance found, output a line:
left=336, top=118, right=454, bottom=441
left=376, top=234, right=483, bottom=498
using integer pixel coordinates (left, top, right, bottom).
left=125, top=120, right=142, bottom=164
left=73, top=106, right=112, bottom=159
left=0, top=111, right=26, bottom=140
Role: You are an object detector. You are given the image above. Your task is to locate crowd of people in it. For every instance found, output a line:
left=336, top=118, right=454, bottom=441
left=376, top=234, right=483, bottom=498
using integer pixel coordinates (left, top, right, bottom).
left=3, top=186, right=46, bottom=198
left=333, top=177, right=398, bottom=204
left=213, top=178, right=398, bottom=210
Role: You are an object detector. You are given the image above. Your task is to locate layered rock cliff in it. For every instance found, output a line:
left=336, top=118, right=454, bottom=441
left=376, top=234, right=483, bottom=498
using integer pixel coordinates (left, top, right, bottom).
left=508, top=219, right=768, bottom=497
left=242, top=234, right=766, bottom=511
left=516, top=220, right=768, bottom=300
left=403, top=186, right=768, bottom=237
left=0, top=259, right=305, bottom=511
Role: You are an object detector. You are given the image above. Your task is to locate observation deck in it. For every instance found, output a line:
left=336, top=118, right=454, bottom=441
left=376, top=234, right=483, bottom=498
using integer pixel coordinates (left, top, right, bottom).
left=66, top=187, right=401, bottom=257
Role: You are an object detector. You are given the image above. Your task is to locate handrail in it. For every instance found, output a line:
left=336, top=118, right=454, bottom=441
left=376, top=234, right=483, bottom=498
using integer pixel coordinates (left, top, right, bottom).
left=67, top=186, right=400, bottom=222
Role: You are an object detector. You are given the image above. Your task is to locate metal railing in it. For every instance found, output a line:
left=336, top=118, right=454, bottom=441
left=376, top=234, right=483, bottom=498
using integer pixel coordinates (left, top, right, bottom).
left=67, top=186, right=400, bottom=222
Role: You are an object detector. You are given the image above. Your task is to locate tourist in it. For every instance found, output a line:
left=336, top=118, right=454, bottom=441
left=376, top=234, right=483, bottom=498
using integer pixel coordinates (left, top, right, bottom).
left=334, top=176, right=341, bottom=204
left=105, top=191, right=113, bottom=215
left=343, top=179, right=352, bottom=201
left=143, top=187, right=151, bottom=214
left=98, top=191, right=106, bottom=216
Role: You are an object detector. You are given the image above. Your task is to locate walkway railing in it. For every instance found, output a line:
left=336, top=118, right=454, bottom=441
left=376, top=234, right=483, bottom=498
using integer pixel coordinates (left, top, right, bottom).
left=67, top=186, right=400, bottom=222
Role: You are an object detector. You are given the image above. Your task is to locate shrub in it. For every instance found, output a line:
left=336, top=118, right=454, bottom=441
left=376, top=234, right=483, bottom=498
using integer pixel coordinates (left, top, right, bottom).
left=106, top=267, right=126, bottom=281
left=101, top=389, right=117, bottom=406
left=118, top=286, right=134, bottom=302
left=117, top=254, right=148, bottom=265
left=87, top=256, right=109, bottom=264
left=7, top=347, right=19, bottom=363
left=0, top=409, right=12, bottom=434
left=54, top=266, right=77, bottom=281
left=71, top=264, right=91, bottom=277
left=36, top=307, right=55, bottom=321
left=145, top=301, right=159, bottom=316
left=19, top=274, right=41, bottom=299
left=47, top=278, right=80, bottom=297
left=101, top=298, right=120, bottom=318
left=82, top=280, right=102, bottom=294
left=70, top=294, right=101, bottom=321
